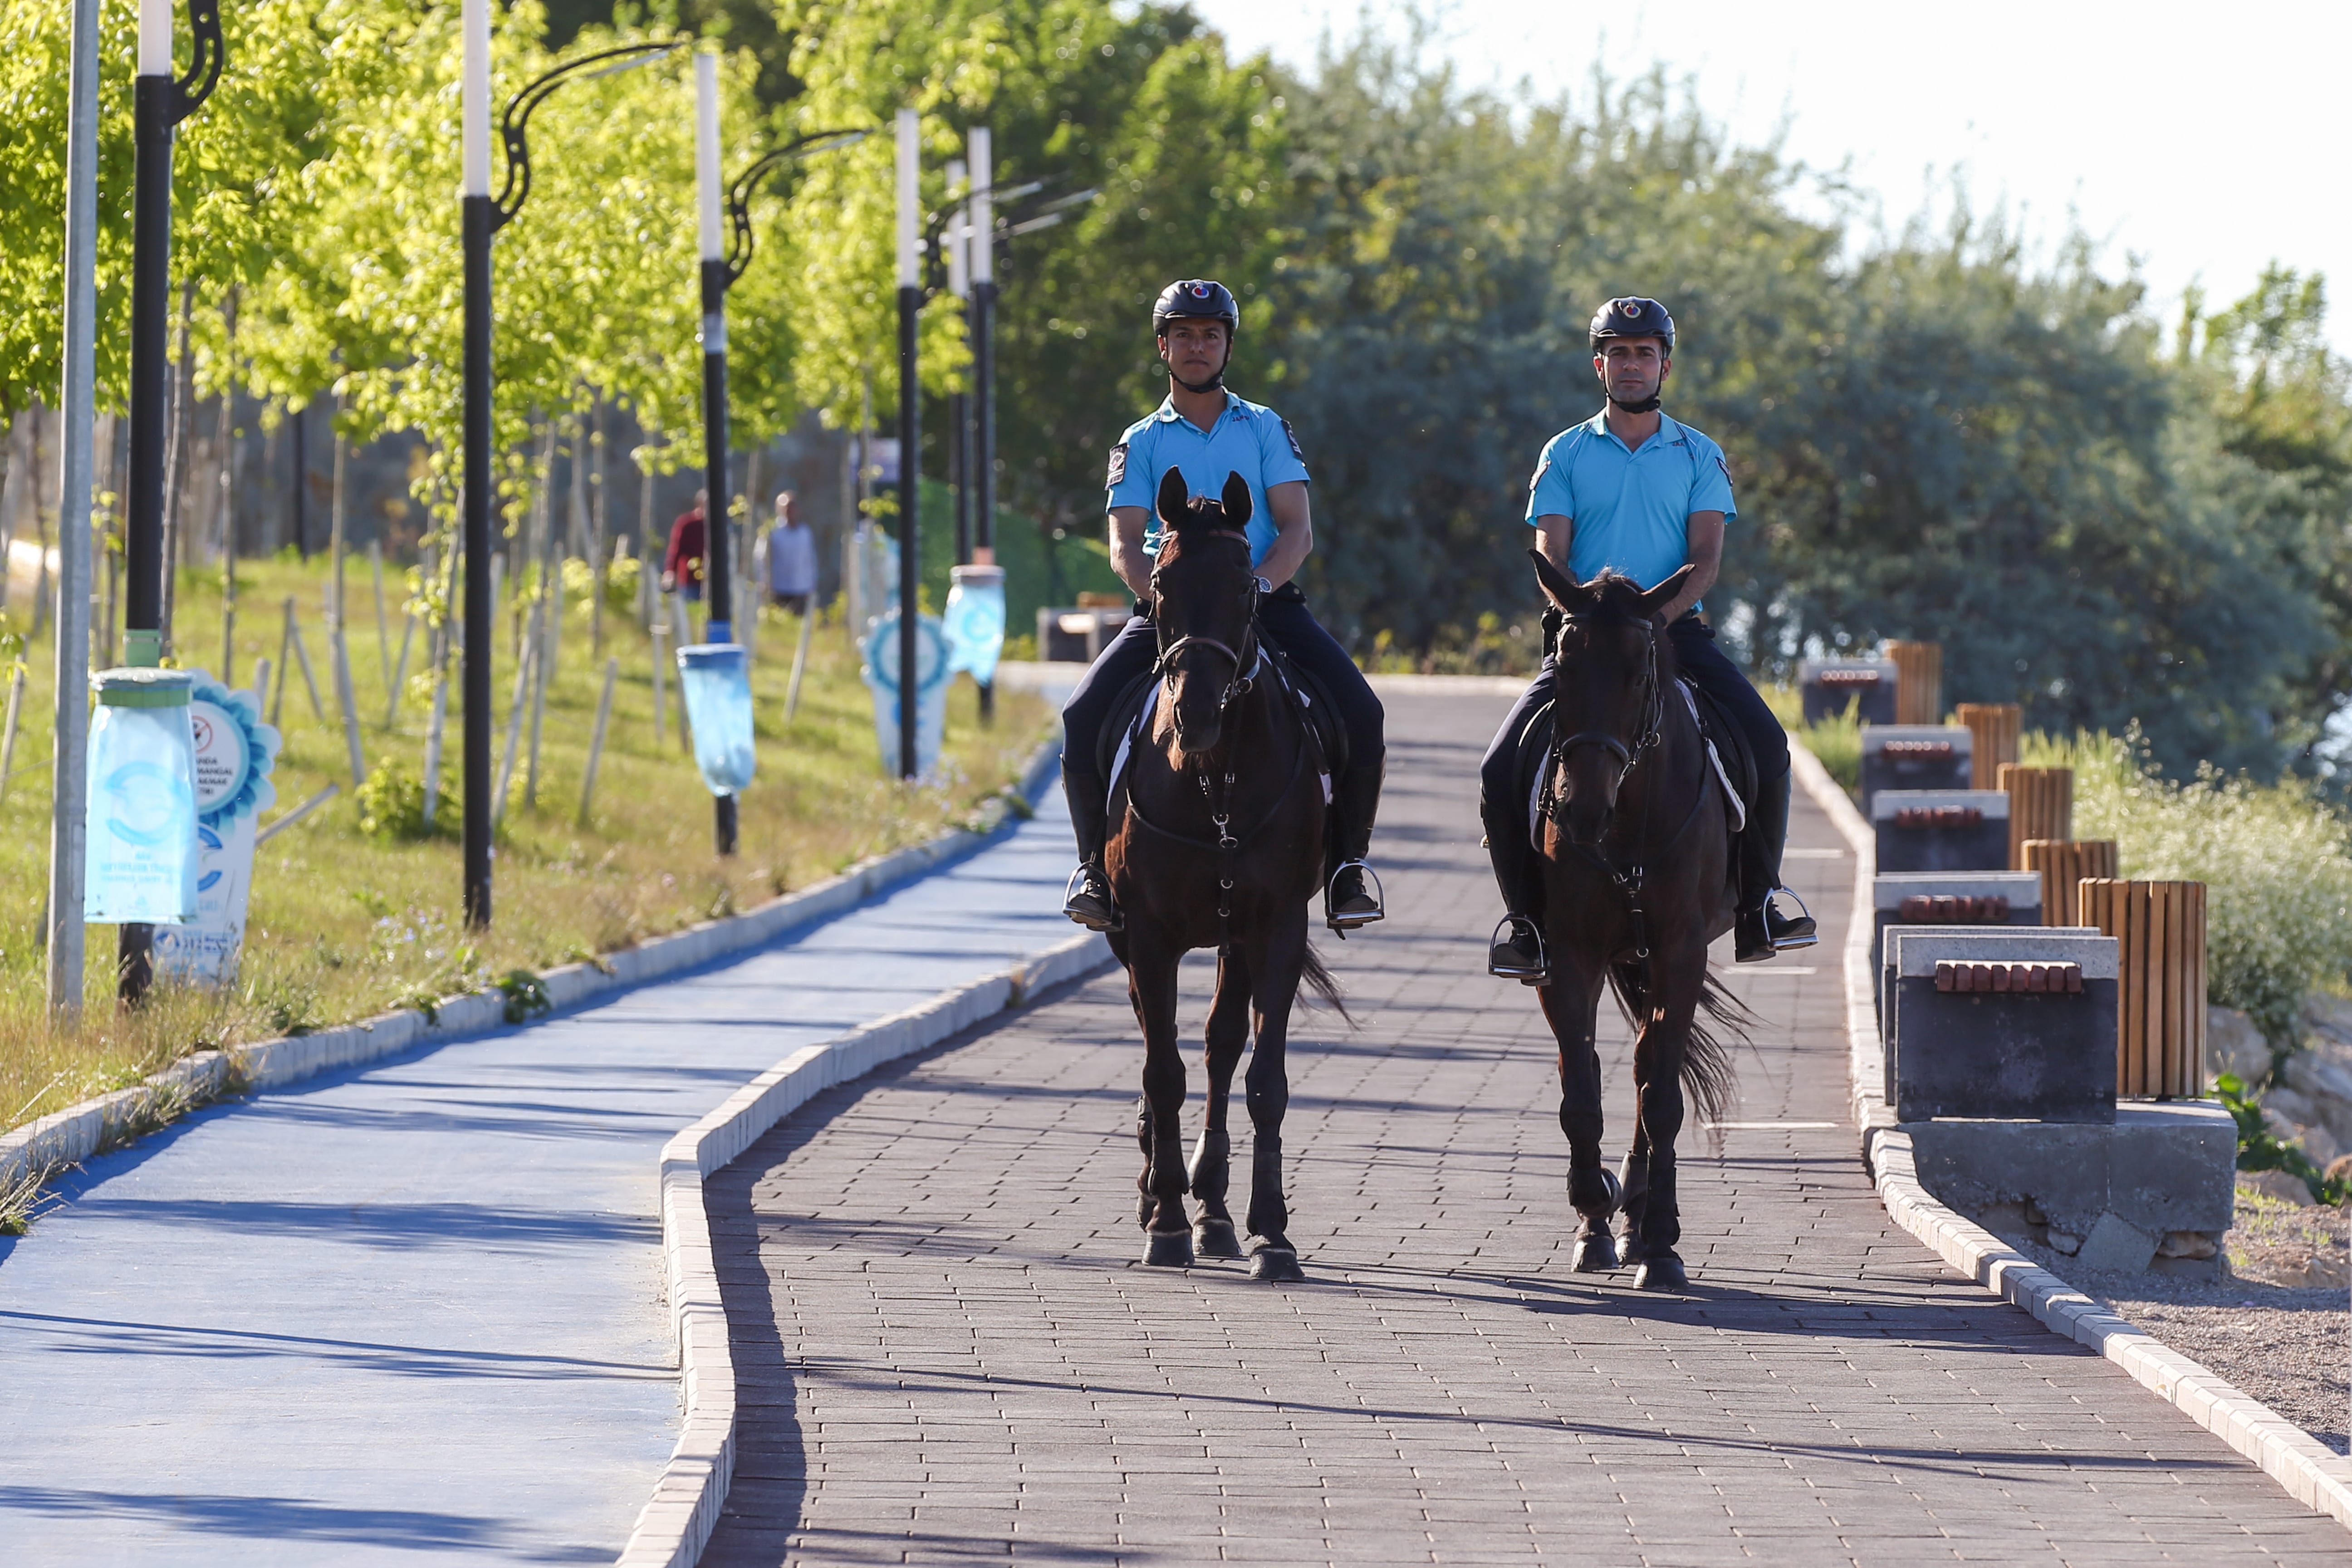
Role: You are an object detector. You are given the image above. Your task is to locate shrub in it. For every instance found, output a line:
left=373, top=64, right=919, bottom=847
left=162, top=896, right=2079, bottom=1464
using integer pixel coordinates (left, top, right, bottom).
left=355, top=758, right=453, bottom=841
left=2027, top=729, right=2352, bottom=1047
left=1764, top=686, right=1861, bottom=794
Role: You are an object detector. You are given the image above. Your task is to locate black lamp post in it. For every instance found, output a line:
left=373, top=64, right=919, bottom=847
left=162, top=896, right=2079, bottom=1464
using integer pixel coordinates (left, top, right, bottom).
left=458, top=7, right=676, bottom=927
left=118, top=0, right=223, bottom=1000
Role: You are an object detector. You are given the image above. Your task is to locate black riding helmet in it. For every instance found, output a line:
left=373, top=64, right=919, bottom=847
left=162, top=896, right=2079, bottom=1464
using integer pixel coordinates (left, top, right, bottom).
left=1153, top=278, right=1241, bottom=338
left=1588, top=295, right=1676, bottom=353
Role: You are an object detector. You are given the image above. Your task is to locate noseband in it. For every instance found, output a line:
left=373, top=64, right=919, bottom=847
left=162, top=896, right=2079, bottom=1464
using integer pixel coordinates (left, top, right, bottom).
left=1151, top=529, right=1262, bottom=711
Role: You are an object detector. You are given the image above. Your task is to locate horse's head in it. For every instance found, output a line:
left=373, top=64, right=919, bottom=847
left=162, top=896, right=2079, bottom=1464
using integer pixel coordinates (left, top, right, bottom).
left=1148, top=467, right=1260, bottom=756
left=1531, top=550, right=1693, bottom=848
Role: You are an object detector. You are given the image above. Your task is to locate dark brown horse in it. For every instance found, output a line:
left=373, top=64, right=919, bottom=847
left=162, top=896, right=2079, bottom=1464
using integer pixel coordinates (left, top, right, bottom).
left=1525, top=552, right=1744, bottom=1291
left=1105, top=468, right=1343, bottom=1281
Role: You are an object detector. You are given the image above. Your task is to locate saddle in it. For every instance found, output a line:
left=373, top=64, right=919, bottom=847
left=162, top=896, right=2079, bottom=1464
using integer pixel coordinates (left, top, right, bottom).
left=1100, top=632, right=1344, bottom=811
left=1513, top=676, right=1755, bottom=853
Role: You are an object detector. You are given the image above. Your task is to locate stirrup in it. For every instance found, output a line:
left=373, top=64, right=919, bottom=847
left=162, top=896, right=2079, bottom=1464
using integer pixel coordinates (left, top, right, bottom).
left=1765, top=886, right=1818, bottom=951
left=1489, top=915, right=1549, bottom=984
left=1063, top=864, right=1122, bottom=934
left=1325, top=860, right=1384, bottom=933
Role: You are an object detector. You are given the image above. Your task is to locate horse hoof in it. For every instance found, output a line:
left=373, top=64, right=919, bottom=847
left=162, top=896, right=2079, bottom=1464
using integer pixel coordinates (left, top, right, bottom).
left=1194, top=1218, right=1243, bottom=1259
left=1249, top=1246, right=1305, bottom=1283
left=1570, top=1233, right=1620, bottom=1273
left=1144, top=1230, right=1194, bottom=1269
left=1633, top=1254, right=1688, bottom=1292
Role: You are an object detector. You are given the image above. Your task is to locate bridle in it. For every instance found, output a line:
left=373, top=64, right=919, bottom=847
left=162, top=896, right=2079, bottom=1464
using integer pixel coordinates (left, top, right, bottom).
left=1149, top=528, right=1262, bottom=711
left=1545, top=611, right=1666, bottom=802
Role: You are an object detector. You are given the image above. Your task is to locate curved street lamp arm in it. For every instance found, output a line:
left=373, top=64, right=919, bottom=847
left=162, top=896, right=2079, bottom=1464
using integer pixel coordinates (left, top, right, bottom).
left=495, top=40, right=684, bottom=229
left=171, top=0, right=225, bottom=123
left=723, top=127, right=871, bottom=285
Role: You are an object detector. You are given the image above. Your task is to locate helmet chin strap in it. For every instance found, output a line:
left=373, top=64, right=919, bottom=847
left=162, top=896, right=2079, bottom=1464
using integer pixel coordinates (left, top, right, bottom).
left=1172, top=369, right=1226, bottom=394
left=1607, top=392, right=1661, bottom=414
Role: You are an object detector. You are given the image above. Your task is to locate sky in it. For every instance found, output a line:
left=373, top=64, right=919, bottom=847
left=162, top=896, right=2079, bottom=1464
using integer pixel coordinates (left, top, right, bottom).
left=1185, top=0, right=2352, bottom=350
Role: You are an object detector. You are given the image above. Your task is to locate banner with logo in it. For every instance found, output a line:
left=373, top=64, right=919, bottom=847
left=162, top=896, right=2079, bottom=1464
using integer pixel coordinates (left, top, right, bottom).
left=152, top=672, right=280, bottom=987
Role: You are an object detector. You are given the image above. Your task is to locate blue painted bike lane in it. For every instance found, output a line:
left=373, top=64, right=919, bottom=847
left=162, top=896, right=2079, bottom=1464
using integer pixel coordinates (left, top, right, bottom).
left=0, top=792, right=1078, bottom=1565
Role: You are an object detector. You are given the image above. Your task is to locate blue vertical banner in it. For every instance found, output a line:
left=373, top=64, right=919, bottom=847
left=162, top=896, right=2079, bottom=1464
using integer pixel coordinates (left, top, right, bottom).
left=152, top=671, right=280, bottom=985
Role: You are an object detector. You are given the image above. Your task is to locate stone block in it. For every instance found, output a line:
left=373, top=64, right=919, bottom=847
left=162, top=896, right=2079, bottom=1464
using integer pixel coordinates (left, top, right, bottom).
left=2077, top=1212, right=2159, bottom=1272
left=1872, top=872, right=2044, bottom=1018
left=1887, top=928, right=2118, bottom=1122
left=1872, top=788, right=2010, bottom=872
left=1859, top=725, right=1971, bottom=812
left=1798, top=658, right=1897, bottom=725
left=1906, top=1101, right=2239, bottom=1246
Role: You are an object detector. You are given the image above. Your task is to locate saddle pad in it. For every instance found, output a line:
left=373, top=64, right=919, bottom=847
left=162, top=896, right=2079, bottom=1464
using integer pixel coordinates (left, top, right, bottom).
left=1679, top=682, right=1748, bottom=835
left=1105, top=681, right=1161, bottom=811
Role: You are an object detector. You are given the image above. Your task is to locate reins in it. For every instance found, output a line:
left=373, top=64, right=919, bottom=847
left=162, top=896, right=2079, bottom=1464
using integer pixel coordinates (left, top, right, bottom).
left=1537, top=612, right=1714, bottom=1008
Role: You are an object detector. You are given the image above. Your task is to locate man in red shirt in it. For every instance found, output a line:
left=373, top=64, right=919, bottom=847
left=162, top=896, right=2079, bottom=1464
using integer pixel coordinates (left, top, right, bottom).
left=662, top=490, right=708, bottom=601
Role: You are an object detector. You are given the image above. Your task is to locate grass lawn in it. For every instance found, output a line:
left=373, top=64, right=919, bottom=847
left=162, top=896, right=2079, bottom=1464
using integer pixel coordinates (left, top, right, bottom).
left=0, top=550, right=1049, bottom=1134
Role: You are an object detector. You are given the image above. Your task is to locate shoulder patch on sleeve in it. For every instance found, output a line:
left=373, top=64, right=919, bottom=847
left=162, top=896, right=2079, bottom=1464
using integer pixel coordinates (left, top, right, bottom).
left=1106, top=441, right=1129, bottom=487
left=1714, top=452, right=1732, bottom=482
left=1279, top=417, right=1306, bottom=462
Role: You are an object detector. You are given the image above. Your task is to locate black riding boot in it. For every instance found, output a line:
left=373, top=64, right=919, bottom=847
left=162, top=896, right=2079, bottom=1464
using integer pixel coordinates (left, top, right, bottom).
left=1061, top=761, right=1121, bottom=933
left=1482, top=793, right=1548, bottom=982
left=1734, top=769, right=1817, bottom=963
left=1325, top=756, right=1386, bottom=931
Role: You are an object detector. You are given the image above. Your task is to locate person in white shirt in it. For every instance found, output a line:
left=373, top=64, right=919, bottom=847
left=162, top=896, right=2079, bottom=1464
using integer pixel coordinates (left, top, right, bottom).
left=764, top=490, right=817, bottom=615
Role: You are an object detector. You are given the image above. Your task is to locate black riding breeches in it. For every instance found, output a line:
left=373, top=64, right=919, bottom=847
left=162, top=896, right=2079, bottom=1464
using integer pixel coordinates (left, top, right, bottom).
left=1478, top=614, right=1786, bottom=912
left=1060, top=586, right=1384, bottom=795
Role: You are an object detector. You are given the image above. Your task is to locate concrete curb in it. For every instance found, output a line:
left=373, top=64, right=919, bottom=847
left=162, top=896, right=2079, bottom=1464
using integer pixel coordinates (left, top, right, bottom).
left=613, top=929, right=1117, bottom=1568
left=0, top=734, right=1065, bottom=1211
left=1790, top=741, right=2352, bottom=1530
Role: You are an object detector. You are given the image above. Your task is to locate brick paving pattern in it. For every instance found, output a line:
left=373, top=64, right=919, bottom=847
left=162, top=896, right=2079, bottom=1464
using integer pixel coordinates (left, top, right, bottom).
left=706, top=688, right=2345, bottom=1566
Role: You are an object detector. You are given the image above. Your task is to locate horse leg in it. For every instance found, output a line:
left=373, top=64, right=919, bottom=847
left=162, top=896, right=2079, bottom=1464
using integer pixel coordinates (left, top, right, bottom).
left=1127, top=936, right=1193, bottom=1267
left=1241, top=914, right=1309, bottom=1283
left=1539, top=956, right=1621, bottom=1271
left=1629, top=949, right=1706, bottom=1292
left=1190, top=945, right=1251, bottom=1259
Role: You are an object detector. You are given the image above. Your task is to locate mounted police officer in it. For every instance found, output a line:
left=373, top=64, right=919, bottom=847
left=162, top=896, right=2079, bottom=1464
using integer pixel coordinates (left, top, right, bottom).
left=1484, top=296, right=1814, bottom=977
left=1059, top=278, right=1387, bottom=935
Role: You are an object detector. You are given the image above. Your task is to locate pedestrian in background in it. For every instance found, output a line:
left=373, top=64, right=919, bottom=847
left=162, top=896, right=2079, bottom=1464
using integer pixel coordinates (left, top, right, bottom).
left=662, top=489, right=708, bottom=602
left=765, top=490, right=816, bottom=616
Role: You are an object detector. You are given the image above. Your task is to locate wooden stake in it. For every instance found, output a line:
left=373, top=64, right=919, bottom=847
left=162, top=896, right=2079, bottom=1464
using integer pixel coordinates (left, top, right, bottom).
left=0, top=663, right=24, bottom=806
left=250, top=656, right=272, bottom=729
left=331, top=614, right=366, bottom=786
left=369, top=539, right=391, bottom=692
left=1887, top=640, right=1942, bottom=725
left=578, top=655, right=618, bottom=827
left=1999, top=764, right=2073, bottom=868
left=652, top=617, right=667, bottom=750
left=785, top=600, right=815, bottom=722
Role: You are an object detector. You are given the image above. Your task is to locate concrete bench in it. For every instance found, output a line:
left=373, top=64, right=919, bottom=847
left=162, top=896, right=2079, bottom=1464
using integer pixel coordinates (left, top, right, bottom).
left=1886, top=927, right=2119, bottom=1124
left=1797, top=657, right=1896, bottom=725
left=1871, top=871, right=2045, bottom=1016
left=1860, top=724, right=1971, bottom=811
left=1872, top=789, right=2011, bottom=872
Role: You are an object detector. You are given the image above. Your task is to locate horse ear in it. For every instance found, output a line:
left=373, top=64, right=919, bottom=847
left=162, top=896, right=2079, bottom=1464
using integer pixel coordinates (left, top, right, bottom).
left=1635, top=564, right=1696, bottom=617
left=1219, top=470, right=1253, bottom=527
left=1528, top=548, right=1585, bottom=611
left=1155, top=466, right=1192, bottom=530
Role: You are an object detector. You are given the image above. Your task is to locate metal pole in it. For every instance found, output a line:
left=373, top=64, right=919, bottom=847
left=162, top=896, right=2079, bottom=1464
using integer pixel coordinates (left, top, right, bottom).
left=968, top=126, right=996, bottom=723
left=460, top=0, right=494, bottom=927
left=118, top=0, right=183, bottom=1000
left=47, top=0, right=102, bottom=1020
left=696, top=50, right=737, bottom=857
left=946, top=158, right=970, bottom=568
left=895, top=108, right=920, bottom=781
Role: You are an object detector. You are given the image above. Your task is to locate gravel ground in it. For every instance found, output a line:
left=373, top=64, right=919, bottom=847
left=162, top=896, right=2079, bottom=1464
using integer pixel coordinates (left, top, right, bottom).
left=1988, top=1185, right=2351, bottom=1455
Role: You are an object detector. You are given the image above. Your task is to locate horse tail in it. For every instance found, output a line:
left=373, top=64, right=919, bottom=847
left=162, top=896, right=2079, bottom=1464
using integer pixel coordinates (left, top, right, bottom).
left=1298, top=941, right=1356, bottom=1027
left=1605, top=962, right=1753, bottom=1129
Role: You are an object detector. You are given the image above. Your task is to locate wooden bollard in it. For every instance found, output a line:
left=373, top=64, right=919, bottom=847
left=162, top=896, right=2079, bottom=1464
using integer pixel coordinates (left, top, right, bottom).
left=1999, top=764, right=2072, bottom=869
left=1888, top=640, right=1942, bottom=725
left=2021, top=838, right=2117, bottom=926
left=1956, top=702, right=2020, bottom=789
left=2078, top=878, right=2206, bottom=1098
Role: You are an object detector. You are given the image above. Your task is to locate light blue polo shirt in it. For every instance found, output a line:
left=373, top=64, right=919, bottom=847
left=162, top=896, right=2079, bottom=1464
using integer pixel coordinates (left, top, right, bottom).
left=1525, top=408, right=1736, bottom=602
left=1106, top=391, right=1309, bottom=567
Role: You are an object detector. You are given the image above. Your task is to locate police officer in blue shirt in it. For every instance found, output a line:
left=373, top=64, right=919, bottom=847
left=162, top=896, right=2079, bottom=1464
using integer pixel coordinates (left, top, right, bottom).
left=1059, top=279, right=1386, bottom=934
left=1485, top=296, right=1814, bottom=976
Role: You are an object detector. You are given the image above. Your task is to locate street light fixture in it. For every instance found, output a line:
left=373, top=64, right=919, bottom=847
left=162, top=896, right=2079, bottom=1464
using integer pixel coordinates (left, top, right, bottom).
left=458, top=6, right=679, bottom=927
left=115, top=0, right=225, bottom=1000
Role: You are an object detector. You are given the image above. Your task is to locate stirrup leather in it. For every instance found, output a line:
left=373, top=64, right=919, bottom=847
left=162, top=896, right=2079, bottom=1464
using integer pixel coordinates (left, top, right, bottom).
left=1325, top=860, right=1385, bottom=932
left=1765, top=885, right=1818, bottom=951
left=1488, top=915, right=1549, bottom=983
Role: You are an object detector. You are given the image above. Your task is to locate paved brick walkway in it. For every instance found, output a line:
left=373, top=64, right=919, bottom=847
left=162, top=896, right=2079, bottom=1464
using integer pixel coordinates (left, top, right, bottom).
left=706, top=686, right=2345, bottom=1566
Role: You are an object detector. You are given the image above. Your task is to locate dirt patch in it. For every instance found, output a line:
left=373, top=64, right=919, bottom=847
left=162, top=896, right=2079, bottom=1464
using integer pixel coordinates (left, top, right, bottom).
left=1986, top=1186, right=2349, bottom=1455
